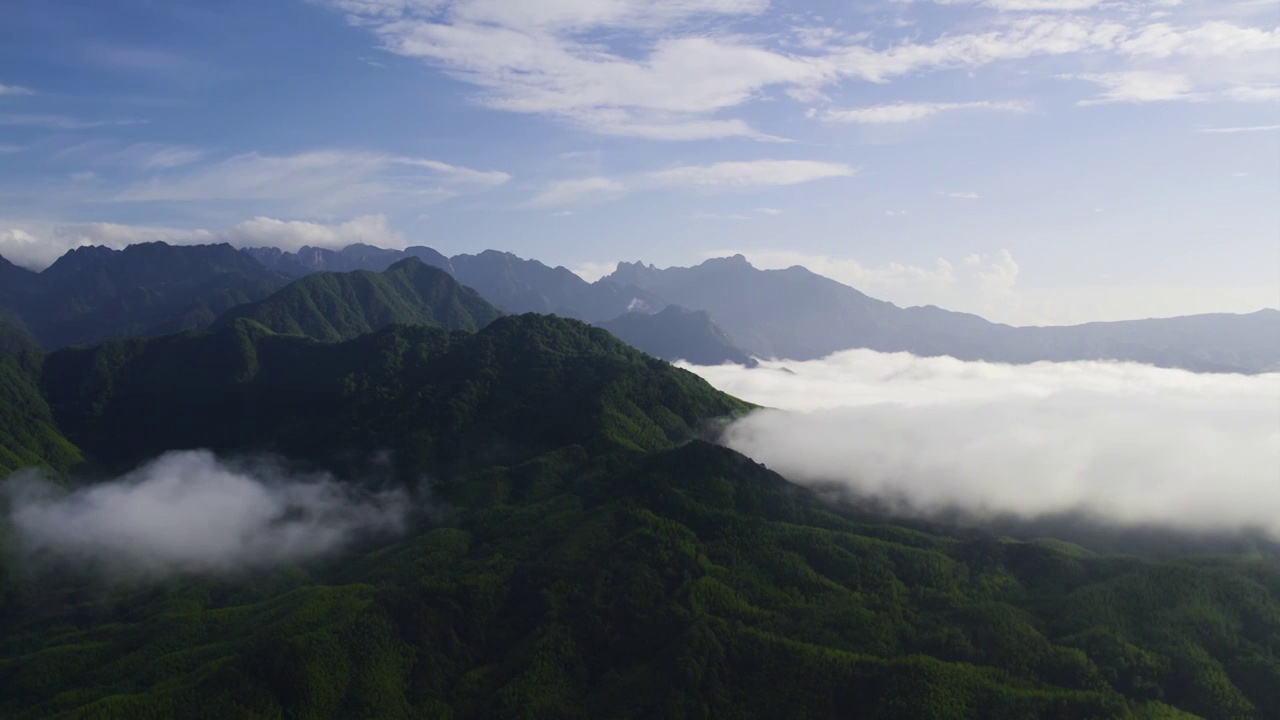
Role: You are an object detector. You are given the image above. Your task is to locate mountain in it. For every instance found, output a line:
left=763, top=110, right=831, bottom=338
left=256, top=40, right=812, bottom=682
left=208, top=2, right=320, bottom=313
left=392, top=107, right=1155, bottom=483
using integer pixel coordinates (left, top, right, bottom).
left=1, top=314, right=1277, bottom=718
left=33, top=314, right=747, bottom=473
left=606, top=256, right=1280, bottom=372
left=245, top=244, right=664, bottom=324
left=450, top=249, right=663, bottom=322
left=599, top=305, right=757, bottom=367
left=7, top=242, right=291, bottom=350
left=244, top=243, right=453, bottom=277
left=215, top=258, right=503, bottom=342
left=0, top=254, right=36, bottom=296
left=0, top=320, right=36, bottom=356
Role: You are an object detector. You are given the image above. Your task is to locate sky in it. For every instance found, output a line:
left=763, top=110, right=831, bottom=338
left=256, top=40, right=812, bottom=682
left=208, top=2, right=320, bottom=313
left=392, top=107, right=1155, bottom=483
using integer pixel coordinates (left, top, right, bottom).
left=0, top=0, right=1277, bottom=325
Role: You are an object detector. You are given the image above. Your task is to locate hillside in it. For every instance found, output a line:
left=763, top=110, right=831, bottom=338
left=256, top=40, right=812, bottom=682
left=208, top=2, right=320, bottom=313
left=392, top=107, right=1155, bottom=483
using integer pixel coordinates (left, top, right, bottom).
left=30, top=314, right=747, bottom=474
left=599, top=305, right=756, bottom=366
left=215, top=258, right=503, bottom=342
left=0, top=313, right=1276, bottom=718
left=0, top=320, right=36, bottom=357
left=606, top=256, right=1280, bottom=372
left=3, top=242, right=290, bottom=349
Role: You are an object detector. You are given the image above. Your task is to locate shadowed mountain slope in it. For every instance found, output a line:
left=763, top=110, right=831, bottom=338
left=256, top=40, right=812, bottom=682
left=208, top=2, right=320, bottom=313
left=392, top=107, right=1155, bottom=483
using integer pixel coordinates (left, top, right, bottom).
left=215, top=258, right=502, bottom=342
left=599, top=304, right=756, bottom=367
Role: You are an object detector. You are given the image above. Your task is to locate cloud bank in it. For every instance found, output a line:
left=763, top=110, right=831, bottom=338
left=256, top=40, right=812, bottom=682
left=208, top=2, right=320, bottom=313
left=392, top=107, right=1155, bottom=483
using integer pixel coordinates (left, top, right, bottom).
left=682, top=352, right=1280, bottom=537
left=4, top=450, right=409, bottom=576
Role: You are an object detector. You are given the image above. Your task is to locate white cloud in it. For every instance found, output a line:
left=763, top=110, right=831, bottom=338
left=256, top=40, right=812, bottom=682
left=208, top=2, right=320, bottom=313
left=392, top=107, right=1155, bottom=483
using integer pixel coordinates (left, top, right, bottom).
left=0, top=214, right=406, bottom=270
left=0, top=83, right=34, bottom=96
left=755, top=207, right=782, bottom=215
left=530, top=160, right=855, bottom=207
left=1197, top=124, right=1280, bottom=133
left=320, top=1, right=1280, bottom=136
left=646, top=160, right=855, bottom=188
left=694, top=212, right=755, bottom=221
left=939, top=190, right=980, bottom=199
left=1066, top=71, right=1199, bottom=104
left=528, top=176, right=627, bottom=207
left=0, top=114, right=145, bottom=129
left=1225, top=85, right=1280, bottom=101
left=815, top=100, right=1029, bottom=124
left=6, top=450, right=408, bottom=577
left=571, top=259, right=620, bottom=282
left=115, top=150, right=509, bottom=208
left=117, top=143, right=206, bottom=169
left=683, top=352, right=1280, bottom=537
left=904, top=0, right=1104, bottom=10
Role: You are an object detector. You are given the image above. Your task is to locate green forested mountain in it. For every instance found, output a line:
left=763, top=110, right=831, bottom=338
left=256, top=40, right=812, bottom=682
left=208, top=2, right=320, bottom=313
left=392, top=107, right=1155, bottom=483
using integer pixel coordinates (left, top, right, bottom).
left=215, top=258, right=503, bottom=342
left=2, top=242, right=290, bottom=350
left=0, top=319, right=37, bottom=357
left=0, top=351, right=81, bottom=476
left=0, top=314, right=1277, bottom=719
left=32, top=313, right=745, bottom=473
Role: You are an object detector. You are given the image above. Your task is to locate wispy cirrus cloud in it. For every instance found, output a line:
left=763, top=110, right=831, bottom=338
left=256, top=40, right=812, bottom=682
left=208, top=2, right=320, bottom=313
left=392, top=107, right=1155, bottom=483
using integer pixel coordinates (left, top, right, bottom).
left=115, top=150, right=510, bottom=208
left=529, top=160, right=855, bottom=207
left=0, top=83, right=34, bottom=96
left=1196, top=124, right=1280, bottom=134
left=813, top=100, right=1030, bottom=124
left=0, top=114, right=146, bottom=129
left=1065, top=71, right=1200, bottom=105
left=319, top=1, right=1280, bottom=138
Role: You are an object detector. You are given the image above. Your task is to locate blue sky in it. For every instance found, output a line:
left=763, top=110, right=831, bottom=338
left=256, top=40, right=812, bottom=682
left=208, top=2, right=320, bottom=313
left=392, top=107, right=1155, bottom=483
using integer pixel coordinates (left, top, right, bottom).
left=0, top=0, right=1277, bottom=324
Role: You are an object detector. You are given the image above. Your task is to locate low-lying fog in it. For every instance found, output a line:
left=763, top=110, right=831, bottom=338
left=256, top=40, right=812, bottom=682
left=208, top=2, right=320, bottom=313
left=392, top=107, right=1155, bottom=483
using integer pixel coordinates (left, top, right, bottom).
left=4, top=450, right=409, bottom=576
left=681, top=351, right=1280, bottom=538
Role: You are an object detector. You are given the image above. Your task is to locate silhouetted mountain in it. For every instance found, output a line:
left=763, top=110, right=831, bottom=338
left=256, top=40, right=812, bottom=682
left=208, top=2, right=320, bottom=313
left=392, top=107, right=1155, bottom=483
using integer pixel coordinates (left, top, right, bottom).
left=215, top=258, right=502, bottom=342
left=599, top=305, right=756, bottom=367
left=450, top=249, right=663, bottom=322
left=244, top=243, right=453, bottom=277
left=606, top=255, right=1280, bottom=372
left=7, top=242, right=290, bottom=349
left=0, top=254, right=36, bottom=293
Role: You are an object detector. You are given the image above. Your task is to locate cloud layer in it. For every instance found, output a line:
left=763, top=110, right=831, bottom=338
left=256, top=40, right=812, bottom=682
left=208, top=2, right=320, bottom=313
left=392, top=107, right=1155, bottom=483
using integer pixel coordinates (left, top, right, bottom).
left=682, top=352, right=1280, bottom=537
left=322, top=0, right=1280, bottom=139
left=530, top=159, right=855, bottom=207
left=4, top=450, right=409, bottom=576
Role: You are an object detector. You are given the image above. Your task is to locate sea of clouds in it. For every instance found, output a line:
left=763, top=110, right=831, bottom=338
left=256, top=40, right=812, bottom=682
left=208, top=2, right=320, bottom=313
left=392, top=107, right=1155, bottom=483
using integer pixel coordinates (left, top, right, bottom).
left=681, top=351, right=1280, bottom=538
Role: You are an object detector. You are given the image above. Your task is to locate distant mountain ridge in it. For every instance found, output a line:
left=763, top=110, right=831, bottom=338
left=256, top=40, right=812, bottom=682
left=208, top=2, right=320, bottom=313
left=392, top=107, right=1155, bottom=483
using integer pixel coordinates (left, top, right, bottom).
left=242, top=245, right=663, bottom=323
left=1, top=242, right=291, bottom=350
left=8, top=241, right=1277, bottom=373
left=600, top=305, right=757, bottom=367
left=215, top=258, right=502, bottom=342
left=605, top=255, right=1280, bottom=373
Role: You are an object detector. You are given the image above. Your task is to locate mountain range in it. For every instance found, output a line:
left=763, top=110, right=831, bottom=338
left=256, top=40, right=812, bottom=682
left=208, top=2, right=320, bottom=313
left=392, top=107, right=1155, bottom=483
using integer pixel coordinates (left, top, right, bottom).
left=1, top=300, right=1277, bottom=717
left=2, top=242, right=1278, bottom=374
